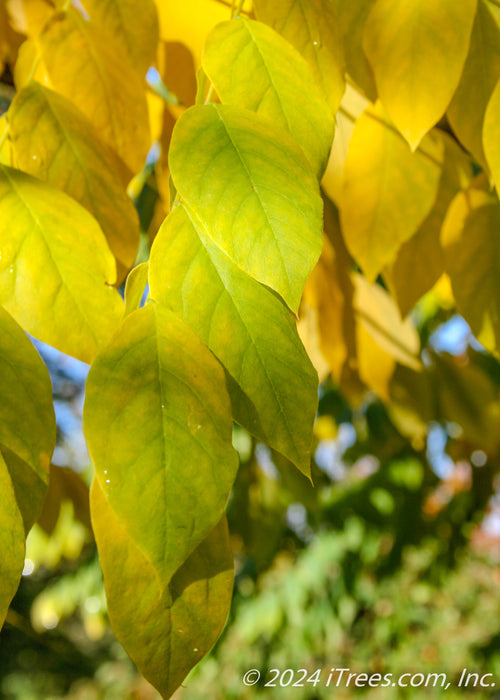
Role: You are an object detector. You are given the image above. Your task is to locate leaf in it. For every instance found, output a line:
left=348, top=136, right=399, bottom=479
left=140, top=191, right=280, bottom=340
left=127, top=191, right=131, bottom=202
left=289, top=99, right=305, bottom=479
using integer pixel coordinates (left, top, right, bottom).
left=0, top=164, right=124, bottom=364
left=91, top=479, right=233, bottom=700
left=441, top=185, right=500, bottom=352
left=84, top=302, right=238, bottom=582
left=9, top=82, right=140, bottom=277
left=385, top=133, right=474, bottom=316
left=169, top=103, right=323, bottom=312
left=0, top=305, right=55, bottom=531
left=154, top=0, right=230, bottom=68
left=484, top=77, right=500, bottom=192
left=124, top=262, right=149, bottom=317
left=339, top=103, right=443, bottom=282
left=37, top=465, right=90, bottom=535
left=0, top=450, right=25, bottom=629
left=253, top=0, right=345, bottom=113
left=448, top=0, right=500, bottom=168
left=353, top=274, right=421, bottom=372
left=333, top=0, right=377, bottom=100
left=80, top=0, right=159, bottom=77
left=149, top=204, right=318, bottom=478
left=363, top=0, right=478, bottom=149
left=203, top=17, right=334, bottom=177
left=34, top=9, right=150, bottom=173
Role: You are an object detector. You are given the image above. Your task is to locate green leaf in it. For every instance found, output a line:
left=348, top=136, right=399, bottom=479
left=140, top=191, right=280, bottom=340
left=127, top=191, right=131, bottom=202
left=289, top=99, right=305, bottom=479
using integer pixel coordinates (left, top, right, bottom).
left=80, top=0, right=159, bottom=77
left=339, top=103, right=443, bottom=282
left=91, top=479, right=233, bottom=700
left=34, top=9, right=150, bottom=173
left=0, top=164, right=124, bottom=364
left=384, top=133, right=474, bottom=316
left=169, top=103, right=323, bottom=312
left=84, top=302, right=238, bottom=582
left=441, top=185, right=500, bottom=352
left=149, top=204, right=318, bottom=478
left=448, top=0, right=500, bottom=169
left=203, top=17, right=334, bottom=178
left=124, top=262, right=148, bottom=317
left=9, top=82, right=140, bottom=278
left=0, top=450, right=25, bottom=630
left=484, top=77, right=500, bottom=192
left=0, top=305, right=55, bottom=532
left=363, top=0, right=478, bottom=149
left=253, top=0, right=345, bottom=112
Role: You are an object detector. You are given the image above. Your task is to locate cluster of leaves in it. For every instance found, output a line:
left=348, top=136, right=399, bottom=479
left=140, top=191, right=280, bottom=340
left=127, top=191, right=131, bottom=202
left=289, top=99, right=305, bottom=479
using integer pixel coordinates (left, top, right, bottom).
left=1, top=0, right=500, bottom=697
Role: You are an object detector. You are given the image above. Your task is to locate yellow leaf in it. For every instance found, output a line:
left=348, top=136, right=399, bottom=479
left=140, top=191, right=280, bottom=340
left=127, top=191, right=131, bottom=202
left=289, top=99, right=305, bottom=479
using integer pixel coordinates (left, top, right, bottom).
left=6, top=0, right=55, bottom=36
left=484, top=77, right=500, bottom=193
left=9, top=82, right=140, bottom=278
left=384, top=132, right=474, bottom=316
left=353, top=274, right=421, bottom=372
left=333, top=0, right=377, bottom=100
left=34, top=9, right=151, bottom=173
left=81, top=0, right=158, bottom=77
left=448, top=0, right=500, bottom=169
left=0, top=165, right=124, bottom=363
left=364, top=0, right=478, bottom=149
left=253, top=0, right=345, bottom=113
left=441, top=181, right=500, bottom=352
left=340, top=102, right=443, bottom=282
left=91, top=480, right=233, bottom=700
left=155, top=0, right=229, bottom=69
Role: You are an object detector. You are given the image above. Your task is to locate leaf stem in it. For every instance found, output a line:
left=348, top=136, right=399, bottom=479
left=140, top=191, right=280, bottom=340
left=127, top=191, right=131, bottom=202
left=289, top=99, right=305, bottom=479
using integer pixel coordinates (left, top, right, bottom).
left=232, top=0, right=245, bottom=18
left=205, top=83, right=216, bottom=104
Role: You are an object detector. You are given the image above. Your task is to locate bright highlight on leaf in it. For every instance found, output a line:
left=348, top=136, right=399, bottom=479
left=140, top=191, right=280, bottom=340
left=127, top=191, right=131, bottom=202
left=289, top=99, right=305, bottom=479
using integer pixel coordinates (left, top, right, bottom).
left=149, top=204, right=318, bottom=478
left=0, top=164, right=123, bottom=364
left=84, top=302, right=238, bottom=583
left=9, top=82, right=140, bottom=278
left=91, top=480, right=233, bottom=700
left=340, top=104, right=443, bottom=282
left=363, top=0, right=478, bottom=149
left=169, top=103, right=323, bottom=312
left=203, top=17, right=334, bottom=177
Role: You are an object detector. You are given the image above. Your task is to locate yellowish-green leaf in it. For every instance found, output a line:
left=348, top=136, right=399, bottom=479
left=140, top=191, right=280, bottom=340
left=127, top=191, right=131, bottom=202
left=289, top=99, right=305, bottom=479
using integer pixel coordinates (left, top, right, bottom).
left=84, top=302, right=238, bottom=582
left=149, top=204, right=317, bottom=478
left=124, top=262, right=148, bottom=317
left=484, top=77, right=500, bottom=192
left=9, top=82, right=140, bottom=277
left=0, top=165, right=124, bottom=364
left=0, top=305, right=55, bottom=531
left=169, top=103, right=323, bottom=312
left=385, top=133, right=474, bottom=316
left=441, top=185, right=500, bottom=352
left=363, top=0, right=478, bottom=149
left=203, top=17, right=334, bottom=178
left=448, top=0, right=500, bottom=168
left=80, top=0, right=159, bottom=76
left=34, top=9, right=150, bottom=173
left=91, top=479, right=233, bottom=700
left=252, top=0, right=345, bottom=113
left=340, top=103, right=443, bottom=282
left=0, top=450, right=25, bottom=629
